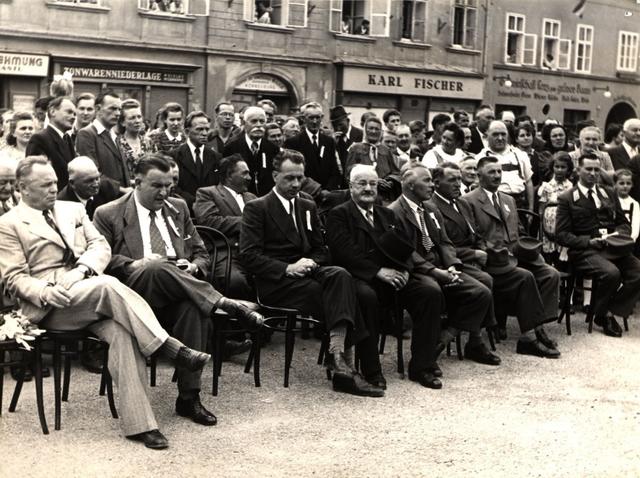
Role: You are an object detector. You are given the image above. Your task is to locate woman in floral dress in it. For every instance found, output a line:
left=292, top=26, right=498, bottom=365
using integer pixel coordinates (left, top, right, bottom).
left=116, top=99, right=149, bottom=182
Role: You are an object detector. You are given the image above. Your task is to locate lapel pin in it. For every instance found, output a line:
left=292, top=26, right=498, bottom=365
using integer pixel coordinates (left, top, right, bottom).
left=306, top=210, right=312, bottom=231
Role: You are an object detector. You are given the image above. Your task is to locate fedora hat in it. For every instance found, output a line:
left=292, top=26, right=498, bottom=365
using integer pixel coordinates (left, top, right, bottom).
left=375, top=230, right=414, bottom=270
left=484, top=247, right=518, bottom=274
left=329, top=105, right=350, bottom=123
left=602, top=234, right=635, bottom=260
left=512, top=236, right=545, bottom=266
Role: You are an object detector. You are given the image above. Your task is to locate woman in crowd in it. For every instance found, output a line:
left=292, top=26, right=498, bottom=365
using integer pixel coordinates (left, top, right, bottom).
left=604, top=123, right=624, bottom=151
left=515, top=123, right=547, bottom=186
left=0, top=112, right=35, bottom=162
left=281, top=116, right=301, bottom=140
left=117, top=99, right=150, bottom=179
left=0, top=109, right=14, bottom=149
left=421, top=122, right=466, bottom=168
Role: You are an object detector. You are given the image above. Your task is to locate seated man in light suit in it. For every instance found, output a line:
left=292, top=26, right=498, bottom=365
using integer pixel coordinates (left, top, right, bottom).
left=0, top=156, right=211, bottom=450
left=93, top=154, right=264, bottom=426
left=193, top=153, right=256, bottom=300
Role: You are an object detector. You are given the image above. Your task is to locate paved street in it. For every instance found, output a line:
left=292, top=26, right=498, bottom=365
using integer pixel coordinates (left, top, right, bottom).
left=2, top=313, right=640, bottom=478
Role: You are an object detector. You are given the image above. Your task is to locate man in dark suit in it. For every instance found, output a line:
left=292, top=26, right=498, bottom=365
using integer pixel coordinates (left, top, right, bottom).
left=239, top=150, right=383, bottom=397
left=556, top=153, right=640, bottom=337
left=223, top=106, right=279, bottom=197
left=57, top=156, right=121, bottom=220
left=76, top=90, right=130, bottom=192
left=25, top=96, right=77, bottom=190
left=330, top=105, right=363, bottom=175
left=608, top=118, right=640, bottom=171
left=94, top=155, right=264, bottom=426
left=463, top=156, right=561, bottom=358
left=284, top=102, right=342, bottom=193
left=194, top=154, right=256, bottom=299
left=326, top=165, right=444, bottom=389
left=390, top=163, right=499, bottom=365
left=169, top=111, right=221, bottom=210
left=468, top=105, right=494, bottom=155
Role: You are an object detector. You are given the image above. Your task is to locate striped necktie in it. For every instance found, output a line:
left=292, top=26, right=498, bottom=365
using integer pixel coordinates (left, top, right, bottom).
left=416, top=206, right=434, bottom=253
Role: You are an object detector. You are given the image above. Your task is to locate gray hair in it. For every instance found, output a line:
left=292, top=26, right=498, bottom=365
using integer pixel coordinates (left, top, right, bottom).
left=349, top=164, right=377, bottom=182
left=16, top=156, right=50, bottom=182
left=243, top=106, right=266, bottom=122
left=68, top=156, right=99, bottom=179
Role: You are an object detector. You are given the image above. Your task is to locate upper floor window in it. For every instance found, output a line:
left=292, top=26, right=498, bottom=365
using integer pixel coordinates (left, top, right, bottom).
left=617, top=31, right=639, bottom=72
left=329, top=0, right=391, bottom=37
left=139, top=0, right=210, bottom=16
left=541, top=19, right=571, bottom=70
left=574, top=24, right=593, bottom=74
left=245, top=0, right=308, bottom=27
left=451, top=0, right=477, bottom=49
left=504, top=13, right=536, bottom=65
left=401, top=0, right=427, bottom=43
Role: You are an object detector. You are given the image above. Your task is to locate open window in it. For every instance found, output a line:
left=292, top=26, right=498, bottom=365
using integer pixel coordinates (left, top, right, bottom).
left=541, top=19, right=570, bottom=70
left=244, top=0, right=308, bottom=27
left=451, top=0, right=477, bottom=49
left=329, top=0, right=390, bottom=37
left=138, top=0, right=210, bottom=16
left=505, top=13, right=536, bottom=66
left=401, top=0, right=427, bottom=43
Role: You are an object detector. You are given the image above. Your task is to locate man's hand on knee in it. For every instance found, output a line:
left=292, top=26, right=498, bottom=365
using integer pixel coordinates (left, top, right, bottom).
left=57, top=268, right=86, bottom=290
left=42, top=284, right=72, bottom=308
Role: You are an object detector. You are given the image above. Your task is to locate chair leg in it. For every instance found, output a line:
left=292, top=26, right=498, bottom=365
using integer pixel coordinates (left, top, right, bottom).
left=53, top=339, right=62, bottom=431
left=487, top=328, right=496, bottom=352
left=456, top=333, right=463, bottom=361
left=149, top=355, right=157, bottom=387
left=171, top=369, right=178, bottom=383
left=8, top=364, right=25, bottom=413
left=99, top=347, right=107, bottom=396
left=62, top=354, right=71, bottom=402
left=378, top=333, right=387, bottom=355
left=623, top=316, right=629, bottom=332
left=252, top=332, right=261, bottom=388
left=283, top=313, right=296, bottom=388
left=586, top=307, right=595, bottom=333
left=446, top=342, right=451, bottom=357
left=0, top=365, right=3, bottom=415
left=317, top=333, right=327, bottom=365
left=244, top=344, right=254, bottom=373
left=33, top=340, right=49, bottom=434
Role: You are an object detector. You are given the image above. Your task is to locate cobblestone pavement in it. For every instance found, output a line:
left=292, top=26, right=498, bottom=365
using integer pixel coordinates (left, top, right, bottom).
left=2, top=313, right=639, bottom=478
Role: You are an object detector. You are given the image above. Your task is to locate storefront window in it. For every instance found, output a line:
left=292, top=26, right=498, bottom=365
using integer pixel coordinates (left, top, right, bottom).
left=504, top=13, right=536, bottom=66
left=575, top=24, right=593, bottom=74
left=244, top=0, right=308, bottom=27
left=328, top=0, right=391, bottom=37
left=617, top=31, right=639, bottom=72
left=138, top=0, right=210, bottom=16
left=451, top=0, right=477, bottom=49
left=401, top=0, right=427, bottom=43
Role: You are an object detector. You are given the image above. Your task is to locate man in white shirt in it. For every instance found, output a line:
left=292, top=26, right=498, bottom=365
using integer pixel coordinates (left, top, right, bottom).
left=478, top=120, right=534, bottom=210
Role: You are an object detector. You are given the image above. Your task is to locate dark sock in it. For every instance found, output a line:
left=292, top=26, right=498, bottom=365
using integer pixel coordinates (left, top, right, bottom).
left=329, top=325, right=347, bottom=355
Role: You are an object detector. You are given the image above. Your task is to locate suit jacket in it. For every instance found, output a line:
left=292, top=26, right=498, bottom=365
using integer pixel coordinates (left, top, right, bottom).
left=468, top=125, right=485, bottom=155
left=325, top=199, right=422, bottom=282
left=223, top=135, right=279, bottom=197
left=238, top=190, right=327, bottom=295
left=193, top=184, right=257, bottom=249
left=388, top=196, right=461, bottom=272
left=92, top=192, right=210, bottom=282
left=608, top=144, right=633, bottom=171
left=57, top=178, right=121, bottom=220
left=428, top=193, right=482, bottom=263
left=25, top=126, right=75, bottom=189
left=555, top=185, right=630, bottom=255
left=169, top=143, right=222, bottom=208
left=463, top=187, right=520, bottom=249
left=76, top=124, right=130, bottom=188
left=0, top=201, right=110, bottom=323
left=285, top=130, right=342, bottom=190
left=628, top=155, right=640, bottom=202
left=335, top=125, right=364, bottom=173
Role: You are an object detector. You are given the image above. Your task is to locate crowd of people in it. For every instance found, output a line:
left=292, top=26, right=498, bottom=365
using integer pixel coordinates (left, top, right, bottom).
left=1, top=75, right=640, bottom=450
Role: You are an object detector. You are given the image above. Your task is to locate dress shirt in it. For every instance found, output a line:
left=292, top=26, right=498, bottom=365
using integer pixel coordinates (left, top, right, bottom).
left=483, top=188, right=498, bottom=206
left=305, top=128, right=320, bottom=148
left=223, top=185, right=245, bottom=212
left=402, top=195, right=431, bottom=234
left=478, top=146, right=532, bottom=195
left=245, top=134, right=261, bottom=152
left=622, top=140, right=639, bottom=160
left=273, top=188, right=298, bottom=229
left=92, top=119, right=118, bottom=145
left=49, top=123, right=66, bottom=139
left=355, top=202, right=374, bottom=226
left=618, top=195, right=640, bottom=240
left=577, top=182, right=602, bottom=209
left=434, top=191, right=458, bottom=211
left=187, top=139, right=205, bottom=165
left=134, top=191, right=176, bottom=258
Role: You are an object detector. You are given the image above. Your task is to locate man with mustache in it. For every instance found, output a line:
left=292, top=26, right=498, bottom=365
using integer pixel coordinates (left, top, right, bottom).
left=224, top=106, right=279, bottom=196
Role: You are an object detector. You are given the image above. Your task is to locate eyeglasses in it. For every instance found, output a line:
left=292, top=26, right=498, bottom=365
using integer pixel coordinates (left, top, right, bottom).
left=218, top=113, right=234, bottom=118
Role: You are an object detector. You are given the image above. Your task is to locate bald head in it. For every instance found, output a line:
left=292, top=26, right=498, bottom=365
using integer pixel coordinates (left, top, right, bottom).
left=68, top=156, right=100, bottom=199
left=487, top=120, right=509, bottom=152
left=623, top=118, right=640, bottom=148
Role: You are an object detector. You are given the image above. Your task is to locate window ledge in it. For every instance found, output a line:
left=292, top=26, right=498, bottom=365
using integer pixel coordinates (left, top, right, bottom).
left=617, top=71, right=639, bottom=80
left=446, top=46, right=481, bottom=56
left=245, top=21, right=295, bottom=33
left=333, top=32, right=377, bottom=43
left=393, top=40, right=432, bottom=50
left=138, top=9, right=196, bottom=22
left=45, top=1, right=110, bottom=13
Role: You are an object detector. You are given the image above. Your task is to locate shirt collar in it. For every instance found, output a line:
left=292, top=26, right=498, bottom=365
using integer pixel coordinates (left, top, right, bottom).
left=354, top=201, right=373, bottom=217
left=402, top=194, right=422, bottom=213
left=623, top=141, right=638, bottom=157
left=245, top=134, right=261, bottom=151
left=92, top=119, right=106, bottom=135
left=577, top=182, right=595, bottom=197
left=305, top=128, right=320, bottom=143
left=187, top=139, right=203, bottom=156
left=165, top=130, right=183, bottom=142
left=434, top=191, right=451, bottom=205
left=223, top=185, right=242, bottom=197
left=48, top=123, right=66, bottom=138
left=273, top=187, right=296, bottom=212
left=482, top=188, right=498, bottom=203
left=133, top=190, right=158, bottom=218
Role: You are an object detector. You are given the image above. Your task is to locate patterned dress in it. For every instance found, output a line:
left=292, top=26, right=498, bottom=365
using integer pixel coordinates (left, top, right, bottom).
left=118, top=134, right=150, bottom=179
left=538, top=178, right=573, bottom=253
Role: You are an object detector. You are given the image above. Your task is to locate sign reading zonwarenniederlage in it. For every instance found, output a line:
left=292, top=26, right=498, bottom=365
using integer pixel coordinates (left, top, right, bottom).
left=0, top=53, right=49, bottom=77
left=58, top=64, right=188, bottom=84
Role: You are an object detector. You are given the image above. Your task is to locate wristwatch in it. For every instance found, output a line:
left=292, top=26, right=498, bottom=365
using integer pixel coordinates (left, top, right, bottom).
left=76, top=264, right=92, bottom=278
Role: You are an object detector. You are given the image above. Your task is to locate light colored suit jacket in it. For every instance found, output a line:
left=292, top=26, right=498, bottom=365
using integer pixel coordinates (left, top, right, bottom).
left=463, top=187, right=520, bottom=250
left=0, top=201, right=111, bottom=322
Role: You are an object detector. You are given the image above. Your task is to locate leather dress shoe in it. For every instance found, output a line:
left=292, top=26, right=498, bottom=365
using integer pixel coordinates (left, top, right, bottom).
left=176, top=396, right=217, bottom=426
left=222, top=339, right=253, bottom=361
left=364, top=372, right=387, bottom=390
left=594, top=315, right=622, bottom=337
left=333, top=371, right=384, bottom=397
left=535, top=328, right=558, bottom=349
left=429, top=364, right=443, bottom=378
left=174, top=346, right=211, bottom=372
left=516, top=339, right=561, bottom=359
left=126, top=429, right=169, bottom=449
left=408, top=370, right=442, bottom=389
left=216, top=298, right=264, bottom=330
left=464, top=342, right=501, bottom=366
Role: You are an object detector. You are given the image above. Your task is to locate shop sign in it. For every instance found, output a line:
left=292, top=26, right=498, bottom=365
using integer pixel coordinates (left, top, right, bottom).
left=342, top=67, right=484, bottom=99
left=497, top=77, right=593, bottom=105
left=0, top=53, right=49, bottom=77
left=59, top=64, right=188, bottom=84
left=236, top=74, right=288, bottom=93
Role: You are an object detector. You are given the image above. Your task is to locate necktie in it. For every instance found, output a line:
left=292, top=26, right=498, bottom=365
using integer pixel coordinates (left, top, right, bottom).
left=251, top=141, right=259, bottom=157
left=365, top=209, right=374, bottom=227
left=43, top=210, right=75, bottom=266
left=194, top=147, right=203, bottom=180
left=289, top=199, right=298, bottom=232
left=492, top=193, right=504, bottom=221
left=149, top=211, right=167, bottom=256
left=64, top=134, right=76, bottom=157
left=312, top=134, right=318, bottom=151
left=416, top=206, right=434, bottom=253
left=587, top=189, right=598, bottom=209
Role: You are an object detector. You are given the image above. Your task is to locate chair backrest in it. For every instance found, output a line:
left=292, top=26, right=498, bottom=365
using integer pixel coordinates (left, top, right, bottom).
left=517, top=208, right=542, bottom=241
left=195, top=225, right=232, bottom=296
